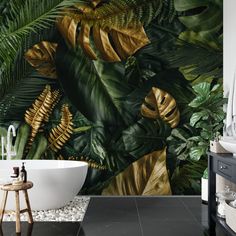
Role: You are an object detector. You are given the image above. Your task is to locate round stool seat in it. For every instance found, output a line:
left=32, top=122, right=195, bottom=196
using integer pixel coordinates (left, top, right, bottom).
left=0, top=181, right=33, bottom=191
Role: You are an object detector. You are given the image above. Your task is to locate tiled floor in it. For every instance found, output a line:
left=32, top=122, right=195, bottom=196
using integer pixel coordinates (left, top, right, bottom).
left=0, top=197, right=227, bottom=236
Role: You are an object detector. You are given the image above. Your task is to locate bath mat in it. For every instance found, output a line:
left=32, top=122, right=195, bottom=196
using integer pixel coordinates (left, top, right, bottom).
left=2, top=196, right=90, bottom=222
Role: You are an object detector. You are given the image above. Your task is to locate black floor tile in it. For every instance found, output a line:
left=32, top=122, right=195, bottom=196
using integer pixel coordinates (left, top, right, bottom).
left=77, top=221, right=142, bottom=236
left=78, top=197, right=142, bottom=236
left=0, top=222, right=81, bottom=236
left=187, top=205, right=208, bottom=223
left=180, top=196, right=203, bottom=208
left=0, top=197, right=230, bottom=236
left=138, top=206, right=196, bottom=222
left=141, top=220, right=206, bottom=236
left=136, top=196, right=184, bottom=208
left=136, top=197, right=195, bottom=224
left=136, top=197, right=195, bottom=222
left=83, top=197, right=139, bottom=222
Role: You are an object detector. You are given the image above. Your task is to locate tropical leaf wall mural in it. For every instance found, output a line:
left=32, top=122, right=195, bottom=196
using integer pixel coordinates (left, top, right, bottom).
left=0, top=0, right=224, bottom=195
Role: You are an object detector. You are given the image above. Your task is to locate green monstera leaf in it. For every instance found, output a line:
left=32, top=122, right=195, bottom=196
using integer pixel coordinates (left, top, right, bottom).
left=55, top=43, right=133, bottom=127
left=73, top=124, right=108, bottom=165
left=174, top=0, right=223, bottom=41
left=173, top=0, right=223, bottom=85
left=121, top=118, right=171, bottom=159
left=71, top=123, right=132, bottom=172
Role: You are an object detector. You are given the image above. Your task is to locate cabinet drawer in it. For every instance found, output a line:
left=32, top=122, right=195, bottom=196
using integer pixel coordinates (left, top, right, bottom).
left=217, top=161, right=232, bottom=178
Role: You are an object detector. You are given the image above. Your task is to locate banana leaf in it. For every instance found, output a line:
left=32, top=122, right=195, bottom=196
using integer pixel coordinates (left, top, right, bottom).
left=55, top=43, right=133, bottom=127
left=102, top=148, right=172, bottom=195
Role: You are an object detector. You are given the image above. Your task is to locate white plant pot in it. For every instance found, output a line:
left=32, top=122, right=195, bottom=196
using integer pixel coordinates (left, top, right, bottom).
left=210, top=140, right=230, bottom=153
left=201, top=177, right=208, bottom=203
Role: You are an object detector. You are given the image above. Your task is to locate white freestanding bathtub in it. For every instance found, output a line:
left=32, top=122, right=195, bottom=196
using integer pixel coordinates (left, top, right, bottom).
left=0, top=160, right=88, bottom=210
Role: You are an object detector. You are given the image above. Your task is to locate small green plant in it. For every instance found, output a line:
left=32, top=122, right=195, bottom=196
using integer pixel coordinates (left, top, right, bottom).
left=202, top=168, right=208, bottom=179
left=169, top=82, right=226, bottom=161
left=168, top=82, right=226, bottom=194
left=188, top=82, right=226, bottom=161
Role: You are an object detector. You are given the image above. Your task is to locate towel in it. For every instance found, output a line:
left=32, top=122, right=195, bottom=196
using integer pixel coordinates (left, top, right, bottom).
left=226, top=69, right=236, bottom=137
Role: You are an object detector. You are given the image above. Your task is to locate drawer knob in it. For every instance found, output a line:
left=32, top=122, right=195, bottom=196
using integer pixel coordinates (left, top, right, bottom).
left=220, top=165, right=228, bottom=170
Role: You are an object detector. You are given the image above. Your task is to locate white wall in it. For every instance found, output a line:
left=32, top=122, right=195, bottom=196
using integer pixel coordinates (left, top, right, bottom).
left=224, top=0, right=236, bottom=95
left=216, top=0, right=236, bottom=192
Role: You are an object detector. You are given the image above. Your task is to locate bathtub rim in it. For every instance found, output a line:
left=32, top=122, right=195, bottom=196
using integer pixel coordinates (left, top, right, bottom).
left=0, top=160, right=88, bottom=171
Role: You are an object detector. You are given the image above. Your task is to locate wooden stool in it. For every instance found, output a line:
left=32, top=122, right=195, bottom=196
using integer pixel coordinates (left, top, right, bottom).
left=0, top=181, right=34, bottom=234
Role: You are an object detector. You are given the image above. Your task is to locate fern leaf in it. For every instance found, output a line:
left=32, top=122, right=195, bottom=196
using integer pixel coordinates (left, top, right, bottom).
left=80, top=156, right=107, bottom=170
left=48, top=104, right=73, bottom=152
left=43, top=89, right=61, bottom=122
left=24, top=85, right=55, bottom=145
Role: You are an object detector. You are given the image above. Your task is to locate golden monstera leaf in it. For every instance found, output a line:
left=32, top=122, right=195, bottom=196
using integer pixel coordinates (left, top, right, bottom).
left=25, top=41, right=58, bottom=78
left=141, top=87, right=180, bottom=128
left=102, top=148, right=172, bottom=195
left=57, top=15, right=77, bottom=48
left=56, top=1, right=150, bottom=62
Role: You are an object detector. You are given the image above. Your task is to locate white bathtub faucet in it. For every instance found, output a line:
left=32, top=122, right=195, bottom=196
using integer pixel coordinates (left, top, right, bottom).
left=7, top=125, right=16, bottom=160
left=1, top=125, right=17, bottom=160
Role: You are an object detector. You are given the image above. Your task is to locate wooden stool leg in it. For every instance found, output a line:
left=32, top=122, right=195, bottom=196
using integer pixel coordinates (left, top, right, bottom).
left=23, top=190, right=33, bottom=224
left=0, top=191, right=8, bottom=224
left=15, top=191, right=21, bottom=233
left=0, top=225, right=3, bottom=236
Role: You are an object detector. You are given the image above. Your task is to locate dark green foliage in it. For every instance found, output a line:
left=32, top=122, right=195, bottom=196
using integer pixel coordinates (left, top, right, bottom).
left=122, top=118, right=171, bottom=158
left=168, top=82, right=225, bottom=162
left=56, top=43, right=133, bottom=127
left=174, top=0, right=223, bottom=41
left=0, top=72, right=57, bottom=122
left=168, top=82, right=225, bottom=194
left=171, top=159, right=207, bottom=194
left=73, top=123, right=108, bottom=165
left=0, top=0, right=80, bottom=97
left=168, top=124, right=196, bottom=161
left=159, top=39, right=222, bottom=84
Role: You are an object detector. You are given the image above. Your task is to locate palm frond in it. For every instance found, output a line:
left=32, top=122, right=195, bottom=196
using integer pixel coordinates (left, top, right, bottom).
left=0, top=72, right=57, bottom=122
left=160, top=38, right=223, bottom=83
left=157, top=0, right=177, bottom=24
left=73, top=0, right=163, bottom=28
left=0, top=0, right=82, bottom=97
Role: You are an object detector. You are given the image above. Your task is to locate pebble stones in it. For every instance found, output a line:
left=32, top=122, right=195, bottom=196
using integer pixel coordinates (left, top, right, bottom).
left=3, top=196, right=90, bottom=222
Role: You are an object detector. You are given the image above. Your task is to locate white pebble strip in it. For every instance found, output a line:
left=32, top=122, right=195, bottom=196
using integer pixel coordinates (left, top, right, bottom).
left=3, top=196, right=90, bottom=222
